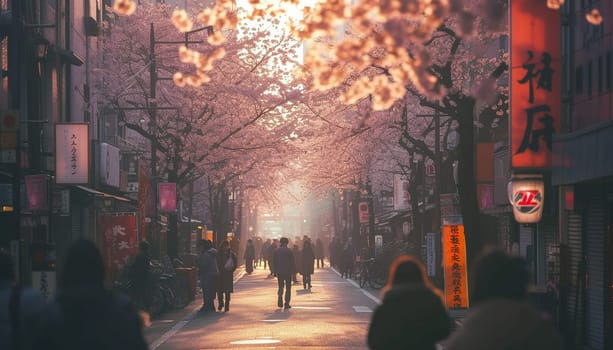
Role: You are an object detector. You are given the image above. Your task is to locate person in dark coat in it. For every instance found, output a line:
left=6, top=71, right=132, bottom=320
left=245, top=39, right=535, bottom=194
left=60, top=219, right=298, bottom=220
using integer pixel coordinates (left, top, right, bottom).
left=267, top=239, right=278, bottom=277
left=261, top=239, right=270, bottom=268
left=443, top=249, right=562, bottom=350
left=301, top=240, right=315, bottom=289
left=315, top=238, right=325, bottom=268
left=45, top=239, right=148, bottom=350
left=129, top=240, right=150, bottom=312
left=341, top=238, right=356, bottom=278
left=244, top=239, right=255, bottom=274
left=273, top=237, right=295, bottom=309
left=367, top=255, right=450, bottom=350
left=216, top=240, right=237, bottom=312
left=0, top=249, right=49, bottom=350
left=198, top=239, right=218, bottom=312
left=292, top=242, right=301, bottom=284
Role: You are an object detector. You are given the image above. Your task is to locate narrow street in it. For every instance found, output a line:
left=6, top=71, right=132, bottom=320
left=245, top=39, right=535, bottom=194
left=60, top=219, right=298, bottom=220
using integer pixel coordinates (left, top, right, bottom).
left=144, top=264, right=381, bottom=349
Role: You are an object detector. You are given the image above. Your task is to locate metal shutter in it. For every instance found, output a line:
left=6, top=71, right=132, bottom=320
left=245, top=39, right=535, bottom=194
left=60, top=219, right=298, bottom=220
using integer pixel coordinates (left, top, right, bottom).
left=566, top=212, right=583, bottom=339
left=584, top=190, right=605, bottom=349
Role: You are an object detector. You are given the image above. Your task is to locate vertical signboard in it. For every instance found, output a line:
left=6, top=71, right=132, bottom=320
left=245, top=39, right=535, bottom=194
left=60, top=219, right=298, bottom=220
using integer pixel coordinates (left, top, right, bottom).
left=55, top=123, right=89, bottom=184
left=442, top=224, right=469, bottom=309
left=158, top=182, right=177, bottom=212
left=393, top=174, right=410, bottom=210
left=358, top=201, right=369, bottom=224
left=99, top=213, right=138, bottom=280
left=511, top=0, right=560, bottom=169
left=99, top=142, right=120, bottom=188
left=25, top=175, right=49, bottom=211
left=0, top=110, right=18, bottom=163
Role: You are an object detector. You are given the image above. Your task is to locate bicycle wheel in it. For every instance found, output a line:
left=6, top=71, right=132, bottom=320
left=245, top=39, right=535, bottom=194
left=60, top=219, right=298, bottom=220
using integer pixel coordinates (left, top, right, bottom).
left=368, top=268, right=386, bottom=289
left=358, top=265, right=368, bottom=288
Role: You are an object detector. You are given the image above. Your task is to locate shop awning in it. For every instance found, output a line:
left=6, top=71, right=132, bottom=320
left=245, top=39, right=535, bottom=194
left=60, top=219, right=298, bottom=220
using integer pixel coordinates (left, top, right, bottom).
left=75, top=185, right=132, bottom=202
left=552, top=120, right=613, bottom=185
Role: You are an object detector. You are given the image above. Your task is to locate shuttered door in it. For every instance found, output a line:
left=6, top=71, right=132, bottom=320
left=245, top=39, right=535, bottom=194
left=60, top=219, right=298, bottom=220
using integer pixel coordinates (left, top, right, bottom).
left=567, top=212, right=583, bottom=334
left=584, top=189, right=606, bottom=349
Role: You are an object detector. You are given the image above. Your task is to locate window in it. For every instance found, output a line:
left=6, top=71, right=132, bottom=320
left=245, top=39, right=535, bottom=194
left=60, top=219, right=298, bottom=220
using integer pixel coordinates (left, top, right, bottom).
left=576, top=65, right=583, bottom=95
left=587, top=61, right=593, bottom=96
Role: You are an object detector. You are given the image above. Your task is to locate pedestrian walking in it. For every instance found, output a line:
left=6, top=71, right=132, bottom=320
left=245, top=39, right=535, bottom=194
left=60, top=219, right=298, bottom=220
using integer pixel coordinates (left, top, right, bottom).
left=315, top=238, right=325, bottom=268
left=198, top=239, right=219, bottom=313
left=244, top=239, right=256, bottom=274
left=301, top=239, right=315, bottom=289
left=340, top=238, right=356, bottom=278
left=0, top=249, right=49, bottom=350
left=261, top=239, right=271, bottom=269
left=45, top=239, right=148, bottom=350
left=216, top=240, right=237, bottom=312
left=367, top=255, right=450, bottom=350
left=267, top=239, right=278, bottom=277
left=292, top=242, right=301, bottom=284
left=129, top=240, right=151, bottom=313
left=273, top=237, right=295, bottom=309
left=254, top=237, right=263, bottom=268
left=443, top=248, right=562, bottom=350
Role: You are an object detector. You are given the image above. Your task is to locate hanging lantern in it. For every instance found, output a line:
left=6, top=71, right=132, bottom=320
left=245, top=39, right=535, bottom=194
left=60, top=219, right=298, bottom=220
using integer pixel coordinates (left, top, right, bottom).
left=507, top=175, right=545, bottom=224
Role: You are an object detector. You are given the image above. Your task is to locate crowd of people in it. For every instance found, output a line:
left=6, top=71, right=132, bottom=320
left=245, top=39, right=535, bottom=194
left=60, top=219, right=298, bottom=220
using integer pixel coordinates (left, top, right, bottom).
left=0, top=235, right=564, bottom=350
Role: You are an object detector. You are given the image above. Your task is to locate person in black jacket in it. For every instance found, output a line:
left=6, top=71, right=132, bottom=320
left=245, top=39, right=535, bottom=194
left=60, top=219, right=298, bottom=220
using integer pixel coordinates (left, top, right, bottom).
left=244, top=239, right=255, bottom=274
left=301, top=240, right=315, bottom=289
left=46, top=239, right=148, bottom=350
left=216, top=240, right=237, bottom=312
left=273, top=237, right=295, bottom=309
left=367, top=255, right=450, bottom=350
left=129, top=240, right=150, bottom=312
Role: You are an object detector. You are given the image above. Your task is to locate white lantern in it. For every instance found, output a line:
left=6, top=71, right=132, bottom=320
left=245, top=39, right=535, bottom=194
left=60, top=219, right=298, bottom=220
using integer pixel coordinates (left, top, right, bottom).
left=507, top=175, right=545, bottom=224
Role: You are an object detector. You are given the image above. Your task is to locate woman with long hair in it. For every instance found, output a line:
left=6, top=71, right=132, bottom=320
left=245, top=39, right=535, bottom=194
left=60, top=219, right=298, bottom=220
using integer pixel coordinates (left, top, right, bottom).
left=367, top=255, right=450, bottom=350
left=216, top=240, right=237, bottom=312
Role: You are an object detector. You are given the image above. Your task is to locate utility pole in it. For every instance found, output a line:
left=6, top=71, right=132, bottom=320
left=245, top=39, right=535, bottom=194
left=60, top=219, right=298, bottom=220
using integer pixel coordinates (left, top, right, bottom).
left=149, top=23, right=159, bottom=255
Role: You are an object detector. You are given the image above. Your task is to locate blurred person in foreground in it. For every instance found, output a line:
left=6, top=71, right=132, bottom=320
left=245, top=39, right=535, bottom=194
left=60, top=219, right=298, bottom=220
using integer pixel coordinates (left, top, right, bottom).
left=443, top=248, right=562, bottom=350
left=0, top=249, right=48, bottom=350
left=46, top=239, right=148, bottom=350
left=367, top=255, right=450, bottom=350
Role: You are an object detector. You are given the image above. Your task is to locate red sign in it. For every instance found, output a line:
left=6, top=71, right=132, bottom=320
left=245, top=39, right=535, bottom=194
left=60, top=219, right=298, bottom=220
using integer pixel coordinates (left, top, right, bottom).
left=442, top=224, right=469, bottom=309
left=158, top=182, right=177, bottom=212
left=25, top=175, right=48, bottom=211
left=358, top=201, right=369, bottom=224
left=98, top=213, right=138, bottom=281
left=510, top=0, right=560, bottom=169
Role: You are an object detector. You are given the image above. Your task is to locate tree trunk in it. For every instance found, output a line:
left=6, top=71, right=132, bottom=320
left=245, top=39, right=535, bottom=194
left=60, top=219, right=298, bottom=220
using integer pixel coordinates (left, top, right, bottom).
left=456, top=96, right=483, bottom=265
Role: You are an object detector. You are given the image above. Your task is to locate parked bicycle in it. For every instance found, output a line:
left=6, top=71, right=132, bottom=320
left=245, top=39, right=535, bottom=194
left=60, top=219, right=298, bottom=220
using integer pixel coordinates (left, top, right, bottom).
left=356, top=258, right=387, bottom=289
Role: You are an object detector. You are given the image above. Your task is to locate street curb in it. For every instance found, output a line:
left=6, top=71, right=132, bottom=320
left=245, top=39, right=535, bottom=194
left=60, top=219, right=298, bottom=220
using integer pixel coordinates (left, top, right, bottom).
left=330, top=267, right=381, bottom=304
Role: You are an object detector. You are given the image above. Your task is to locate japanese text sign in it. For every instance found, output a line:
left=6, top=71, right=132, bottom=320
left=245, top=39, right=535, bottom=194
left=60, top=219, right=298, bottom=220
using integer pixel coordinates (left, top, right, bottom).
left=55, top=123, right=89, bottom=184
left=98, top=213, right=138, bottom=281
left=511, top=0, right=560, bottom=169
left=442, top=224, right=469, bottom=309
left=358, top=201, right=369, bottom=224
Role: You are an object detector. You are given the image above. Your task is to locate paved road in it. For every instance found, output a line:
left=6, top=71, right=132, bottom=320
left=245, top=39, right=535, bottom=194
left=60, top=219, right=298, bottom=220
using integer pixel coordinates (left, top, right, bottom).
left=144, top=264, right=382, bottom=349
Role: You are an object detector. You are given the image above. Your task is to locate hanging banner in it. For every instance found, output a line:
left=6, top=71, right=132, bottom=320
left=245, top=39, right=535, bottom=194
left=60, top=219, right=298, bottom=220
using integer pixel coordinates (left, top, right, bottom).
left=442, top=224, right=469, bottom=310
left=393, top=174, right=410, bottom=210
left=55, top=123, right=89, bottom=184
left=158, top=182, right=177, bottom=212
left=25, top=175, right=49, bottom=211
left=98, top=213, right=138, bottom=281
left=358, top=201, right=369, bottom=224
left=137, top=159, right=153, bottom=240
left=511, top=0, right=560, bottom=169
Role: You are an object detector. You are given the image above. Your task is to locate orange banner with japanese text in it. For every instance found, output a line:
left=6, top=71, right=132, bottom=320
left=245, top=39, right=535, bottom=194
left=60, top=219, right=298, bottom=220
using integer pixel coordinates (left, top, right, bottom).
left=511, top=0, right=560, bottom=169
left=442, top=224, right=469, bottom=309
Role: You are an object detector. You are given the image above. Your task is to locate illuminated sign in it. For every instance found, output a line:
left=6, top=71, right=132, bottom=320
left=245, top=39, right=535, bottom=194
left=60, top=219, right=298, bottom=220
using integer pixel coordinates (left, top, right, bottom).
left=507, top=175, right=545, bottom=223
left=158, top=182, right=177, bottom=212
left=442, top=224, right=469, bottom=310
left=55, top=123, right=89, bottom=184
left=510, top=0, right=560, bottom=169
